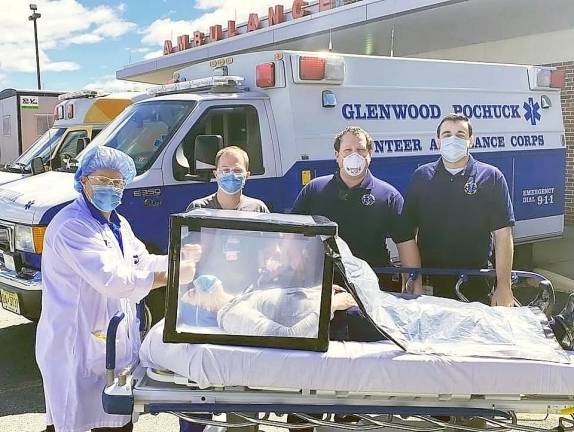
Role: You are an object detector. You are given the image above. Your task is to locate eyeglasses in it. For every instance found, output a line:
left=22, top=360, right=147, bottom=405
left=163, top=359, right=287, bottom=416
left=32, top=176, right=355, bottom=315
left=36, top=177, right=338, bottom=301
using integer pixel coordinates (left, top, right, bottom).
left=217, top=168, right=246, bottom=175
left=87, top=175, right=126, bottom=189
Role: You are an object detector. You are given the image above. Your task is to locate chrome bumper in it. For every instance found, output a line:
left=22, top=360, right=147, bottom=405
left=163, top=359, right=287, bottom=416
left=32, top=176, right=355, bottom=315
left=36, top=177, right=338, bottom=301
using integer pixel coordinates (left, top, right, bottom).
left=0, top=265, right=41, bottom=292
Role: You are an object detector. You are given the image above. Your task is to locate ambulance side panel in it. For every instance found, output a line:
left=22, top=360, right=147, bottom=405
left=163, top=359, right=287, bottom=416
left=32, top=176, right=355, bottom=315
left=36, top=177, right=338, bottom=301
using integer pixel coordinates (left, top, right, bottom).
left=266, top=54, right=565, bottom=243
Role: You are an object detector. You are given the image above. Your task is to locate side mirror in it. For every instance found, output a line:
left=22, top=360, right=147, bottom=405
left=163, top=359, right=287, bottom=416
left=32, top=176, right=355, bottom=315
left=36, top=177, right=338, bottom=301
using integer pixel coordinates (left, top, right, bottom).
left=30, top=157, right=45, bottom=175
left=76, top=136, right=90, bottom=154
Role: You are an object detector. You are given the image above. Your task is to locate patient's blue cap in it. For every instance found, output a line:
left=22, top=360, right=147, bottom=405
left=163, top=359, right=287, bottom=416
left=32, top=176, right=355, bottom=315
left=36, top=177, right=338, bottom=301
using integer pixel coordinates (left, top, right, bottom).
left=193, top=275, right=221, bottom=292
left=74, top=146, right=136, bottom=192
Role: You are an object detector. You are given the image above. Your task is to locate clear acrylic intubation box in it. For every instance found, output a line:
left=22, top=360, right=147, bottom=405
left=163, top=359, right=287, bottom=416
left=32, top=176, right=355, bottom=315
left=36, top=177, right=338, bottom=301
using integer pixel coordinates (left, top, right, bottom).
left=163, top=209, right=337, bottom=351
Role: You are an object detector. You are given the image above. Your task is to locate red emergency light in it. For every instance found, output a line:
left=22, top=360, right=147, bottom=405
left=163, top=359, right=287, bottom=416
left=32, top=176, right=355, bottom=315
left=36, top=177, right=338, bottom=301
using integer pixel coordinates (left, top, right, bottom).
left=256, top=62, right=275, bottom=88
left=299, top=56, right=325, bottom=80
left=67, top=103, right=74, bottom=120
left=550, top=70, right=565, bottom=89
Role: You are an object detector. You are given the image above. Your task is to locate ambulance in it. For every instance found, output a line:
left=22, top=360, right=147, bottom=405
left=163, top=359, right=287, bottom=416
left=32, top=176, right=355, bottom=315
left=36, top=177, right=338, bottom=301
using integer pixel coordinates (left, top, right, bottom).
left=0, top=50, right=565, bottom=320
left=0, top=90, right=146, bottom=187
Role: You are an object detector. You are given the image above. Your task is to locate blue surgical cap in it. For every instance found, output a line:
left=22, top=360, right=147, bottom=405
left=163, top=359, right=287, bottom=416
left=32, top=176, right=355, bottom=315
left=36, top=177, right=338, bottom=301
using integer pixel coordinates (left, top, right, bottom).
left=193, top=275, right=221, bottom=293
left=74, top=146, right=136, bottom=192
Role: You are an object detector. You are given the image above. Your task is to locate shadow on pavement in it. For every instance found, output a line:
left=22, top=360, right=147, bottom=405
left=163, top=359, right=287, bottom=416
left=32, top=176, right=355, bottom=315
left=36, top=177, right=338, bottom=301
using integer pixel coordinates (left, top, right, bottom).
left=0, top=322, right=45, bottom=417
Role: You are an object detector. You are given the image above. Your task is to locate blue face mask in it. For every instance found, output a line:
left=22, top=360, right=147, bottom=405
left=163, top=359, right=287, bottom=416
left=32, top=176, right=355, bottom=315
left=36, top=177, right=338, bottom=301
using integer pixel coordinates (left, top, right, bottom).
left=89, top=185, right=124, bottom=212
left=217, top=172, right=246, bottom=195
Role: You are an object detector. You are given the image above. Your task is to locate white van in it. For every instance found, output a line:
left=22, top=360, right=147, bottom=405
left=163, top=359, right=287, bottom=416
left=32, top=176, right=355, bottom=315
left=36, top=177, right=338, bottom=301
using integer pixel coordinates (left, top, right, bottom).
left=0, top=90, right=147, bottom=186
left=0, top=51, right=565, bottom=320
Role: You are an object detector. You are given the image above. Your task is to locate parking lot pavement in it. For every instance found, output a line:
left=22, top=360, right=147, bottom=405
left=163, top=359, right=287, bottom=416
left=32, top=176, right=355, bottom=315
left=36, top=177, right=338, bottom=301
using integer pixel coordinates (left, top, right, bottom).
left=0, top=307, right=182, bottom=431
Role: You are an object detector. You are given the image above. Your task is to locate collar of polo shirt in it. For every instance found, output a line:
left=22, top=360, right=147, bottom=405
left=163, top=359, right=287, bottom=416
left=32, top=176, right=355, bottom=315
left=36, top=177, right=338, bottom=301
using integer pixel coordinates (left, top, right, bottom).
left=437, top=154, right=478, bottom=179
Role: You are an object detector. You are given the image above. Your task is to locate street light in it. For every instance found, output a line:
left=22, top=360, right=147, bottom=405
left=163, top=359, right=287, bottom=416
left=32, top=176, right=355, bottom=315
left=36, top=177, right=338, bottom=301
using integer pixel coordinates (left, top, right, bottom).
left=28, top=4, right=42, bottom=90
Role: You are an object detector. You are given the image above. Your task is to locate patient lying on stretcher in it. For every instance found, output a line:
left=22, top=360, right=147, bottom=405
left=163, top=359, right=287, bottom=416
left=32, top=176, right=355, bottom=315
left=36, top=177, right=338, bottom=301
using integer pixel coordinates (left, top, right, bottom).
left=181, top=276, right=356, bottom=338
left=176, top=233, right=574, bottom=364
left=180, top=270, right=574, bottom=354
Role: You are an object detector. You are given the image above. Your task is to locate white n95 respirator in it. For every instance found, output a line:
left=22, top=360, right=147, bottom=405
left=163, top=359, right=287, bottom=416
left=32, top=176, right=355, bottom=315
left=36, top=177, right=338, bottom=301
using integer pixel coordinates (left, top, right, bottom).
left=342, top=152, right=366, bottom=177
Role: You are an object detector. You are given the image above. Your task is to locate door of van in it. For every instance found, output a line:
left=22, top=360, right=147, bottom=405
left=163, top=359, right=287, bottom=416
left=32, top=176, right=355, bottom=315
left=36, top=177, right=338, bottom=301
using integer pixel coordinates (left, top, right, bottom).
left=49, top=126, right=94, bottom=170
left=160, top=98, right=280, bottom=219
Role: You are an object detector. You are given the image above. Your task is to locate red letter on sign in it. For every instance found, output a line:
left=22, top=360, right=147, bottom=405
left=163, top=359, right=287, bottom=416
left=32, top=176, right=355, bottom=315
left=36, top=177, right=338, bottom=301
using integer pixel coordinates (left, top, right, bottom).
left=193, top=31, right=205, bottom=47
left=210, top=24, right=223, bottom=41
left=247, top=13, right=260, bottom=32
left=318, top=0, right=332, bottom=11
left=177, top=34, right=190, bottom=51
left=193, top=32, right=205, bottom=46
left=227, top=20, right=238, bottom=37
left=292, top=0, right=309, bottom=19
left=268, top=5, right=284, bottom=26
left=163, top=39, right=173, bottom=55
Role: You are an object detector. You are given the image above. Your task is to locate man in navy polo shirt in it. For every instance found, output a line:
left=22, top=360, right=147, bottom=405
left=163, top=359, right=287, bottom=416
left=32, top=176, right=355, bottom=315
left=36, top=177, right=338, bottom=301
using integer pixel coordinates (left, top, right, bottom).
left=403, top=113, right=515, bottom=306
left=291, top=126, right=421, bottom=290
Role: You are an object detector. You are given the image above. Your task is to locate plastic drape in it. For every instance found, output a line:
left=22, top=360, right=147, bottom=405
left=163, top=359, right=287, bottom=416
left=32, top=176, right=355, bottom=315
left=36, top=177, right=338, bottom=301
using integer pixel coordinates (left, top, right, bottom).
left=335, top=238, right=571, bottom=364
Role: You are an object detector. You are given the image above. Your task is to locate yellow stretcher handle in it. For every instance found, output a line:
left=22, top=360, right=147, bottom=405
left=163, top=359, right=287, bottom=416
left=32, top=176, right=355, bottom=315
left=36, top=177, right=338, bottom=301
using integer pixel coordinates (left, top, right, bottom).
left=560, top=407, right=574, bottom=415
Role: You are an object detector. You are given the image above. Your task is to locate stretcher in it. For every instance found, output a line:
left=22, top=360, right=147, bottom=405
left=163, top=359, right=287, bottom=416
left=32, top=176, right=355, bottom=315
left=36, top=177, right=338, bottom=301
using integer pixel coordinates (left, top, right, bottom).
left=102, top=268, right=574, bottom=431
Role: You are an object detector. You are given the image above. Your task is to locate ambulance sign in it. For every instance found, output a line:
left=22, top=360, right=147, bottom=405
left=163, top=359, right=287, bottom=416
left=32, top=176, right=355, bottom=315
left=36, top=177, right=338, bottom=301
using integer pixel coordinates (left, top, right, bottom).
left=20, top=96, right=39, bottom=110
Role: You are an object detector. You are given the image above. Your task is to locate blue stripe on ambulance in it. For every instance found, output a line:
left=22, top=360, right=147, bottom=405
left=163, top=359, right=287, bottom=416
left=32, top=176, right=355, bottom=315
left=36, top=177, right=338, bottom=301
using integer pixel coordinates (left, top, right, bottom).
left=36, top=148, right=566, bottom=256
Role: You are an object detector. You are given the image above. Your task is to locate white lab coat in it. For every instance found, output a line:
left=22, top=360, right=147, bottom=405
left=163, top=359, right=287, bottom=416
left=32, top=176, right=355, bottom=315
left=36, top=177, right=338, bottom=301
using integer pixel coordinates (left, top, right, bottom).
left=36, top=195, right=167, bottom=432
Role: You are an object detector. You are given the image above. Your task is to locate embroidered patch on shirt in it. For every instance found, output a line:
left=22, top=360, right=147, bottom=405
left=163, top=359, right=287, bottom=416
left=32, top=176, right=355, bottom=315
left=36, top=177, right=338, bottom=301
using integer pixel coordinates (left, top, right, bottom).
left=361, top=193, right=376, bottom=206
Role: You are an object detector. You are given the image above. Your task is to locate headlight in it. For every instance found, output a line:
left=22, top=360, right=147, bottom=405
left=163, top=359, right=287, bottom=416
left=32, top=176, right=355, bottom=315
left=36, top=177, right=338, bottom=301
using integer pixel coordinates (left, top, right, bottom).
left=15, top=225, right=46, bottom=254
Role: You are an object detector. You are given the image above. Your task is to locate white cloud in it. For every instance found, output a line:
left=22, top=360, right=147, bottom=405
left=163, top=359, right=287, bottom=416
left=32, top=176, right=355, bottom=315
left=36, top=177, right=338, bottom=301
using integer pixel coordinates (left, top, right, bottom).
left=131, top=47, right=154, bottom=54
left=140, top=0, right=282, bottom=50
left=0, top=0, right=136, bottom=75
left=84, top=75, right=148, bottom=93
left=144, top=50, right=165, bottom=60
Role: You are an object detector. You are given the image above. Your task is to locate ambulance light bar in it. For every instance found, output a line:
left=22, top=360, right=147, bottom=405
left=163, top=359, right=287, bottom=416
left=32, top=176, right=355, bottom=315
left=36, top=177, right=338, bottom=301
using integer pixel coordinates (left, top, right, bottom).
left=529, top=67, right=565, bottom=90
left=147, top=76, right=245, bottom=96
left=256, top=63, right=276, bottom=88
left=58, top=90, right=107, bottom=101
left=296, top=55, right=345, bottom=84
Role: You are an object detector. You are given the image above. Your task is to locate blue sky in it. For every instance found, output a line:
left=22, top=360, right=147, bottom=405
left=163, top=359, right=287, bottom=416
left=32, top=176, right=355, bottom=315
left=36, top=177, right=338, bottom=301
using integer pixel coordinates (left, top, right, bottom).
left=0, top=0, right=278, bottom=92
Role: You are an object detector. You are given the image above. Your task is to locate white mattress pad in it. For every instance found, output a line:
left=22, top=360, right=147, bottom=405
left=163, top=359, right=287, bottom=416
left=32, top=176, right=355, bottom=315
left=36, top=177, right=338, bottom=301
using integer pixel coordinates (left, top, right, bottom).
left=140, top=320, right=574, bottom=396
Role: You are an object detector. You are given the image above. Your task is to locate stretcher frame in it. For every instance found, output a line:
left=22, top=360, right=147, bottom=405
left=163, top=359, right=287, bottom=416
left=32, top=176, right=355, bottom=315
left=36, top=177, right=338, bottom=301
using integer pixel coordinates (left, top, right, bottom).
left=103, top=267, right=574, bottom=431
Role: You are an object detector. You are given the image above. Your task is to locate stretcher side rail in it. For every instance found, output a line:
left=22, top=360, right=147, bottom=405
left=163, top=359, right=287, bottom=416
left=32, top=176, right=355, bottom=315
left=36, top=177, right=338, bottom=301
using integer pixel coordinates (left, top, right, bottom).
left=102, top=269, right=573, bottom=431
left=372, top=267, right=552, bottom=304
left=124, top=363, right=574, bottom=431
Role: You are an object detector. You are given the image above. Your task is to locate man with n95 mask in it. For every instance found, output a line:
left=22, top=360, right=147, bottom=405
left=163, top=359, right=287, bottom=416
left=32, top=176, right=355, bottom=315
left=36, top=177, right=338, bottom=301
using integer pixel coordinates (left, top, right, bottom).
left=36, top=146, right=199, bottom=432
left=291, top=126, right=421, bottom=292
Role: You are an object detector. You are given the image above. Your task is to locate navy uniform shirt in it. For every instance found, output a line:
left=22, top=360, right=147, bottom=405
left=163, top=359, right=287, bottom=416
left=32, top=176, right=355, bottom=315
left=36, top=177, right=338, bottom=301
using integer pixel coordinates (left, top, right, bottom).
left=292, top=170, right=413, bottom=267
left=403, top=155, right=515, bottom=269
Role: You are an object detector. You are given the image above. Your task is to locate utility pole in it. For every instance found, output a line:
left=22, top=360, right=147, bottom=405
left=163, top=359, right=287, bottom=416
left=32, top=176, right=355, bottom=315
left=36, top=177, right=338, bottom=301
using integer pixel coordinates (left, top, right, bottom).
left=29, top=4, right=42, bottom=90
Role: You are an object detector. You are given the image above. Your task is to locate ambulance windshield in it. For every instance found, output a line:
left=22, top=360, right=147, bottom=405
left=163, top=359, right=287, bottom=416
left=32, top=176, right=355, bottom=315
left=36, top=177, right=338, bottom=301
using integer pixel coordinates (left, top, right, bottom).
left=85, top=100, right=195, bottom=174
left=7, top=127, right=66, bottom=170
